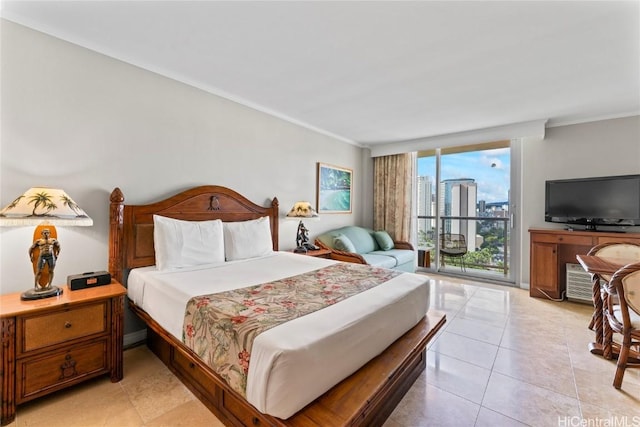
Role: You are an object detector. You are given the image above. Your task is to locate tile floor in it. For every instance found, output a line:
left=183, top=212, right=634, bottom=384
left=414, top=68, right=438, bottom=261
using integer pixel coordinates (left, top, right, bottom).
left=8, top=274, right=640, bottom=426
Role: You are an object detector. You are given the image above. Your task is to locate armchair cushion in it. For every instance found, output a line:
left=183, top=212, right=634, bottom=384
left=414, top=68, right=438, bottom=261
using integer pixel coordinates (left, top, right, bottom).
left=361, top=253, right=397, bottom=270
left=373, top=231, right=395, bottom=251
left=369, top=249, right=414, bottom=266
left=333, top=233, right=357, bottom=253
left=613, top=305, right=640, bottom=329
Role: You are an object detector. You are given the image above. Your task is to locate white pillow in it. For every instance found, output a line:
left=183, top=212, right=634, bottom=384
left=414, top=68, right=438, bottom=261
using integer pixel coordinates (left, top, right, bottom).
left=223, top=216, right=274, bottom=261
left=153, top=215, right=225, bottom=271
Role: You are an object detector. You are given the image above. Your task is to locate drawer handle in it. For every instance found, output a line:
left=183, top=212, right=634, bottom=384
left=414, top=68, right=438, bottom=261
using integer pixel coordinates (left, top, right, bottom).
left=189, top=362, right=196, bottom=369
left=60, top=354, right=78, bottom=379
left=65, top=321, right=72, bottom=329
left=252, top=417, right=260, bottom=425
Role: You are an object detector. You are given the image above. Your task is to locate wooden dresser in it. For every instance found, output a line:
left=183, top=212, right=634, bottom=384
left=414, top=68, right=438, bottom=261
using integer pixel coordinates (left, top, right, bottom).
left=0, top=282, right=126, bottom=426
left=529, top=228, right=640, bottom=299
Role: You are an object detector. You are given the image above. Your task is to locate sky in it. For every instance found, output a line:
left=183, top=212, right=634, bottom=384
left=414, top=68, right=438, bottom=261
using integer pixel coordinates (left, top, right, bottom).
left=417, top=147, right=510, bottom=203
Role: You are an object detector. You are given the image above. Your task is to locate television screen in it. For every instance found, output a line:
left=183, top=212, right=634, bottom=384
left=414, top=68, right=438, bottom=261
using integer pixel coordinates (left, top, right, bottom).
left=545, top=174, right=640, bottom=229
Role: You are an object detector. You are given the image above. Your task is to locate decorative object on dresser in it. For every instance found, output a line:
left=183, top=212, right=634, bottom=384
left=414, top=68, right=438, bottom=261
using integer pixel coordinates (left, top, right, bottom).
left=317, top=162, right=353, bottom=214
left=286, top=200, right=320, bottom=253
left=0, top=281, right=126, bottom=426
left=0, top=187, right=93, bottom=300
left=67, top=271, right=112, bottom=290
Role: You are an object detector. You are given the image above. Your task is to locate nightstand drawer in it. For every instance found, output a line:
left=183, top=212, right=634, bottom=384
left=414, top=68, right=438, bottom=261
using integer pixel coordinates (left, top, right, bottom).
left=16, top=339, right=109, bottom=403
left=21, top=302, right=107, bottom=353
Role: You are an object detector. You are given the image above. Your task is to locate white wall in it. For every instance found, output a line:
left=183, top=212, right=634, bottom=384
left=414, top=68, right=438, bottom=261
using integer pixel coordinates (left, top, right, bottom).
left=519, top=116, right=640, bottom=285
left=3, top=19, right=639, bottom=322
left=0, top=21, right=371, bottom=332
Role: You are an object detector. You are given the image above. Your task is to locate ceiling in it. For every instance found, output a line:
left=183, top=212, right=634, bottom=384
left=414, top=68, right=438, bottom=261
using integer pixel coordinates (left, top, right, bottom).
left=2, top=1, right=639, bottom=147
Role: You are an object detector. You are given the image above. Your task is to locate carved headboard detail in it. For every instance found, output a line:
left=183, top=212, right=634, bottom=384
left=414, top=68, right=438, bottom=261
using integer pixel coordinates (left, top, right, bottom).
left=108, top=186, right=279, bottom=284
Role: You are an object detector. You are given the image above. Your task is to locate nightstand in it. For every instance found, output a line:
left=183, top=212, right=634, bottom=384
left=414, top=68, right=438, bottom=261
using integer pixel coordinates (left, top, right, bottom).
left=292, top=248, right=332, bottom=259
left=0, top=281, right=126, bottom=426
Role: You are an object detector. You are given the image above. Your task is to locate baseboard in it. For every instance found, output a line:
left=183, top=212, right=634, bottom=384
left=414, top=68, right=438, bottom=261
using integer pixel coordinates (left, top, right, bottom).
left=124, top=329, right=147, bottom=349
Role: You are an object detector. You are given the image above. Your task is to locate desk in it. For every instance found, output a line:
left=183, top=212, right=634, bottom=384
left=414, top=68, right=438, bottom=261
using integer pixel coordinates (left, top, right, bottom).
left=576, top=254, right=636, bottom=359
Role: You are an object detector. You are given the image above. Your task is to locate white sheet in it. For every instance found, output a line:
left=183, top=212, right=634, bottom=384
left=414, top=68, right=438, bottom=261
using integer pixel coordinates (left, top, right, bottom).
left=128, top=251, right=429, bottom=419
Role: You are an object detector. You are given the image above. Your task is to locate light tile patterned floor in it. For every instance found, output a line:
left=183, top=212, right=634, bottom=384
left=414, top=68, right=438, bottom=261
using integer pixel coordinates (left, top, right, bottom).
left=9, top=274, right=640, bottom=426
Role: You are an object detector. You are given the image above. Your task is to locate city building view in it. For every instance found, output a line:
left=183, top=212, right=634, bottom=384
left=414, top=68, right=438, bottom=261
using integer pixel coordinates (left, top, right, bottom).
left=416, top=146, right=511, bottom=279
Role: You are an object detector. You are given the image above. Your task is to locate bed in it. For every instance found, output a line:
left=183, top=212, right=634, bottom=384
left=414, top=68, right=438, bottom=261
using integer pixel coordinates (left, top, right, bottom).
left=109, top=185, right=446, bottom=427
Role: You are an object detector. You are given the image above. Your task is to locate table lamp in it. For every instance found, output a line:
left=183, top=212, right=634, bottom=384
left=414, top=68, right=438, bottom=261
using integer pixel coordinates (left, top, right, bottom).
left=286, top=201, right=318, bottom=253
left=0, top=187, right=93, bottom=300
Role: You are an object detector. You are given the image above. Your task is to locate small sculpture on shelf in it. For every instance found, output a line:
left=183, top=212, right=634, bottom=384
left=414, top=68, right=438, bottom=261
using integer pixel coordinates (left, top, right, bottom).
left=294, top=221, right=310, bottom=253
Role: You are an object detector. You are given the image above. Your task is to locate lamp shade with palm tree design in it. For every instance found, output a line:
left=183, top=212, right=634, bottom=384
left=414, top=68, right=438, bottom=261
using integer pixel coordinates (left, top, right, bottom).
left=0, top=187, right=92, bottom=226
left=0, top=187, right=93, bottom=300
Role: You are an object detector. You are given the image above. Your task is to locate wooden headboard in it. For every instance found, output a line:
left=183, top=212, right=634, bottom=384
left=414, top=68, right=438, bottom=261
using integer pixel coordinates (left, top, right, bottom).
left=108, top=186, right=279, bottom=284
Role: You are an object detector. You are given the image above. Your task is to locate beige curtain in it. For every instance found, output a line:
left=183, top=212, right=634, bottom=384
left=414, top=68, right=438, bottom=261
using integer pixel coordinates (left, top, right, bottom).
left=373, top=153, right=415, bottom=242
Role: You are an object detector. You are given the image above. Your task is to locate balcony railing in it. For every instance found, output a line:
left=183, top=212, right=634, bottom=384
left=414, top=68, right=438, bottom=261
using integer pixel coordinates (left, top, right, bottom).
left=416, top=215, right=510, bottom=277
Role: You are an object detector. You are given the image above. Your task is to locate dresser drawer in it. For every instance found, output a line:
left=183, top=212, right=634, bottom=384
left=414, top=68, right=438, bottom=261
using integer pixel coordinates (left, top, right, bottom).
left=16, top=339, right=109, bottom=403
left=531, top=233, right=593, bottom=246
left=20, top=302, right=108, bottom=354
left=597, top=235, right=640, bottom=245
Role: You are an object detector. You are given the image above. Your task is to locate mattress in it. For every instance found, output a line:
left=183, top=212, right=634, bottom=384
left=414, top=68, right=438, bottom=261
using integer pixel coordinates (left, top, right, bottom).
left=128, top=251, right=430, bottom=419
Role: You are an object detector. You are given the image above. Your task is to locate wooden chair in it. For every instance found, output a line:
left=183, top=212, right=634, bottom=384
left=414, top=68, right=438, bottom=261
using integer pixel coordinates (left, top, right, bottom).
left=439, top=233, right=468, bottom=271
left=586, top=242, right=640, bottom=356
left=603, top=261, right=640, bottom=388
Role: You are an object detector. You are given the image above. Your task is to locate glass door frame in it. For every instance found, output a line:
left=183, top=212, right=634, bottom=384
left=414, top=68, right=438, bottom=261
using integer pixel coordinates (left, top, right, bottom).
left=415, top=141, right=518, bottom=284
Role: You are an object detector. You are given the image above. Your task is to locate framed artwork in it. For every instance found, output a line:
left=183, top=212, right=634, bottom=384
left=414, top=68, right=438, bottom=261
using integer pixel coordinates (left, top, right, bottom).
left=317, top=163, right=352, bottom=214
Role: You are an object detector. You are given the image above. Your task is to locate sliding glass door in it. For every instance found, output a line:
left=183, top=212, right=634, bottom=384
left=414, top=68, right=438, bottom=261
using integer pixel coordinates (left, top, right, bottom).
left=416, top=141, right=515, bottom=283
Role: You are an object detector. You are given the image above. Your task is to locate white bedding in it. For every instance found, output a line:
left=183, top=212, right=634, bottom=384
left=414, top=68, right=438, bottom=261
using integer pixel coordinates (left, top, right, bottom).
left=128, top=251, right=429, bottom=419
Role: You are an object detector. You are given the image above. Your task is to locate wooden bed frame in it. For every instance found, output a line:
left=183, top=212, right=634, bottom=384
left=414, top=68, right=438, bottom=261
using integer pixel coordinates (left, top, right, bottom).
left=109, top=186, right=446, bottom=427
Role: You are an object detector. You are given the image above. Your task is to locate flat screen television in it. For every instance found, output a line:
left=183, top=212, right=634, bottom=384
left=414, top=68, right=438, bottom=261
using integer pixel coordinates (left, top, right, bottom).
left=545, top=174, right=640, bottom=231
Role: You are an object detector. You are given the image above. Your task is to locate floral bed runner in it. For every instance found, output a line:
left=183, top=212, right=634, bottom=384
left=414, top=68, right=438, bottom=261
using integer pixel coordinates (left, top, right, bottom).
left=182, top=262, right=401, bottom=398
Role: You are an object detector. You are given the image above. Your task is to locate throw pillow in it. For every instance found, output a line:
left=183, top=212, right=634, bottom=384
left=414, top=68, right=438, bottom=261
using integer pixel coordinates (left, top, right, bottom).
left=373, top=230, right=395, bottom=251
left=333, top=233, right=357, bottom=253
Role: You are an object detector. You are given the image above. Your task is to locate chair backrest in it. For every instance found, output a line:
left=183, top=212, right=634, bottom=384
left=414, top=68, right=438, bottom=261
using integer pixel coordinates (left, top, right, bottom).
left=590, top=242, right=640, bottom=259
left=607, top=262, right=640, bottom=335
left=620, top=262, right=640, bottom=315
left=588, top=242, right=640, bottom=282
left=440, top=233, right=466, bottom=250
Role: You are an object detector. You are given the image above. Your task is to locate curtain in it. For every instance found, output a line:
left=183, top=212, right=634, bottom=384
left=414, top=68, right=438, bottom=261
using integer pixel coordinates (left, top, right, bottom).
left=373, top=152, right=415, bottom=242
